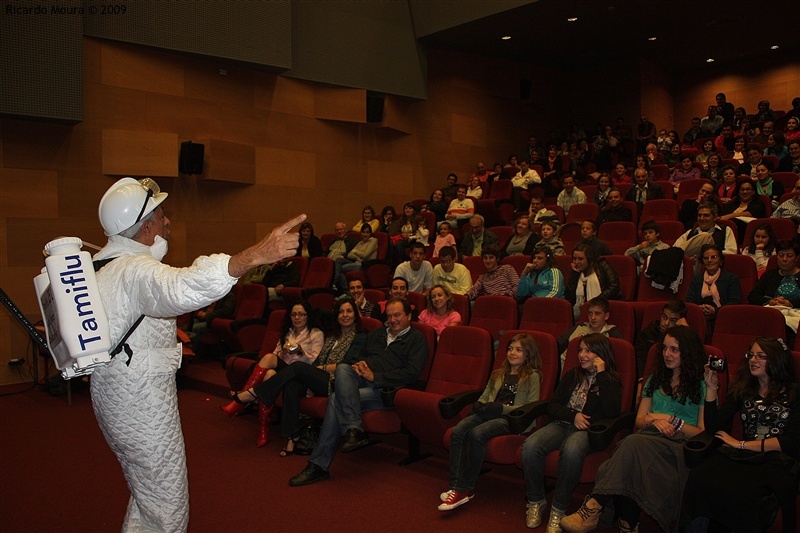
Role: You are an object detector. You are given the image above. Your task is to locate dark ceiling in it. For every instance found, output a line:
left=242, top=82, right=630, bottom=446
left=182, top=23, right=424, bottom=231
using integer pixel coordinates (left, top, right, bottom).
left=419, top=0, right=800, bottom=74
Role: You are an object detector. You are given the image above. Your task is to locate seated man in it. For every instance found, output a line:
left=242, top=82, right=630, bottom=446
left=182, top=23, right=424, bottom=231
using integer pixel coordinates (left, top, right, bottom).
left=260, top=256, right=301, bottom=302
left=678, top=181, right=716, bottom=231
left=511, top=160, right=542, bottom=210
left=432, top=246, right=473, bottom=295
left=471, top=161, right=491, bottom=183
left=625, top=168, right=665, bottom=209
left=673, top=202, right=737, bottom=267
left=579, top=220, right=612, bottom=258
left=556, top=296, right=623, bottom=366
left=772, top=178, right=800, bottom=223
left=528, top=194, right=558, bottom=226
left=738, top=146, right=765, bottom=178
left=596, top=189, right=632, bottom=227
left=556, top=174, right=587, bottom=213
left=371, top=277, right=419, bottom=322
left=346, top=278, right=374, bottom=318
left=441, top=173, right=459, bottom=201
left=289, top=298, right=429, bottom=486
left=634, top=300, right=687, bottom=381
left=444, top=184, right=475, bottom=228
left=465, top=245, right=519, bottom=301
left=460, top=214, right=499, bottom=258
left=700, top=105, right=724, bottom=135
left=624, top=220, right=669, bottom=272
left=394, top=241, right=433, bottom=295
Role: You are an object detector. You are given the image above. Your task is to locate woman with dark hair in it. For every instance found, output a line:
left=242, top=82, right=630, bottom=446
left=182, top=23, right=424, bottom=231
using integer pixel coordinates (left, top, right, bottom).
left=522, top=334, right=622, bottom=530
left=593, top=173, right=614, bottom=209
left=683, top=337, right=799, bottom=533
left=731, top=135, right=747, bottom=164
left=335, top=224, right=377, bottom=291
left=418, top=284, right=461, bottom=339
left=749, top=239, right=800, bottom=309
left=716, top=165, right=738, bottom=205
left=700, top=153, right=723, bottom=182
left=732, top=106, right=747, bottom=133
left=379, top=205, right=397, bottom=233
left=542, top=145, right=562, bottom=181
left=221, top=301, right=323, bottom=447
left=231, top=299, right=366, bottom=456
left=488, top=162, right=507, bottom=184
left=719, top=179, right=765, bottom=240
left=565, top=243, right=624, bottom=320
left=390, top=202, right=423, bottom=264
left=438, top=334, right=542, bottom=511
left=686, top=244, right=742, bottom=339
left=561, top=326, right=707, bottom=533
left=352, top=205, right=380, bottom=233
left=427, top=190, right=448, bottom=223
left=518, top=246, right=565, bottom=300
left=295, top=221, right=323, bottom=259
left=633, top=155, right=654, bottom=181
left=755, top=162, right=785, bottom=209
left=765, top=131, right=789, bottom=159
left=695, top=139, right=717, bottom=169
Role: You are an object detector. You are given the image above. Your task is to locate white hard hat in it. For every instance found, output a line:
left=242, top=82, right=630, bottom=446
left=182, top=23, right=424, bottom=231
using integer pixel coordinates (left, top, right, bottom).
left=98, top=177, right=168, bottom=236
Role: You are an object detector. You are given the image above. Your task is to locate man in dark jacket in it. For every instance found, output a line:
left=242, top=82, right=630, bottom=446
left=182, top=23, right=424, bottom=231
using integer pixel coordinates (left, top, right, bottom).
left=289, top=298, right=429, bottom=486
left=596, top=190, right=633, bottom=228
left=261, top=257, right=301, bottom=302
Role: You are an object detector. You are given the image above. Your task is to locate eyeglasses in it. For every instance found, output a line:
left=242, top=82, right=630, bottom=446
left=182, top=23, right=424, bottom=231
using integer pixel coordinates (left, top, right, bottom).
left=744, top=352, right=768, bottom=361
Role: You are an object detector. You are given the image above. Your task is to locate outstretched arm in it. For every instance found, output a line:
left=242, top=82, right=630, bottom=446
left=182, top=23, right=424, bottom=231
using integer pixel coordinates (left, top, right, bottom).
left=228, top=214, right=306, bottom=278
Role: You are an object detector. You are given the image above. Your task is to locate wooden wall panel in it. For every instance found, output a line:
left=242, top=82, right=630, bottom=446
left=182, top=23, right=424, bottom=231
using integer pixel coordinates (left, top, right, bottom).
left=203, top=139, right=255, bottom=184
left=314, top=86, right=366, bottom=123
left=101, top=41, right=184, bottom=96
left=145, top=93, right=224, bottom=137
left=255, top=75, right=316, bottom=118
left=82, top=82, right=149, bottom=131
left=102, top=129, right=179, bottom=177
left=367, top=160, right=413, bottom=196
left=451, top=113, right=487, bottom=147
left=255, top=147, right=316, bottom=189
left=1, top=169, right=59, bottom=218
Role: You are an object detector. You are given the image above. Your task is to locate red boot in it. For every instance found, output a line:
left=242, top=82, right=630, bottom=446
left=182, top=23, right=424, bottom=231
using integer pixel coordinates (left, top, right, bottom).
left=256, top=403, right=274, bottom=448
left=220, top=365, right=267, bottom=418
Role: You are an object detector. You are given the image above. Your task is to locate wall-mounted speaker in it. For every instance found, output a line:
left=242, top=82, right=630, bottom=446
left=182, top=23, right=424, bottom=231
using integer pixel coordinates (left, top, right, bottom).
left=178, top=141, right=204, bottom=174
left=367, top=92, right=385, bottom=123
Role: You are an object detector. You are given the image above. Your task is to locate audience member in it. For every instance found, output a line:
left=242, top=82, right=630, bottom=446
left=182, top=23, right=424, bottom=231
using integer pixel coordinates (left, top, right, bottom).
left=460, top=214, right=499, bottom=258
left=636, top=115, right=657, bottom=153
left=502, top=215, right=540, bottom=257
left=715, top=92, right=735, bottom=122
left=557, top=296, right=624, bottom=363
left=786, top=97, right=800, bottom=120
left=632, top=155, right=654, bottom=180
left=534, top=220, right=566, bottom=257
left=352, top=205, right=380, bottom=233
left=715, top=165, right=738, bottom=206
left=596, top=189, right=632, bottom=227
left=765, top=131, right=789, bottom=160
left=663, top=142, right=682, bottom=169
left=466, top=175, right=484, bottom=200
left=748, top=240, right=800, bottom=317
left=700, top=105, right=724, bottom=134
left=683, top=117, right=708, bottom=144
left=700, top=153, right=723, bottom=181
left=579, top=220, right=613, bottom=258
left=741, top=223, right=777, bottom=277
left=418, top=284, right=462, bottom=339
left=394, top=241, right=433, bottom=295
left=645, top=143, right=664, bottom=165
left=755, top=162, right=785, bottom=209
left=674, top=202, right=737, bottom=270
left=260, top=256, right=301, bottom=302
left=439, top=334, right=542, bottom=512
left=442, top=173, right=459, bottom=200
left=370, top=277, right=419, bottom=322
left=288, top=298, right=429, bottom=486
left=685, top=244, right=742, bottom=339
left=296, top=221, right=324, bottom=259
left=624, top=220, right=669, bottom=271
left=222, top=301, right=323, bottom=448
left=327, top=222, right=358, bottom=266
left=592, top=173, right=614, bottom=209
left=465, top=245, right=519, bottom=301
left=755, top=99, right=778, bottom=123
left=778, top=139, right=800, bottom=173
left=772, top=177, right=800, bottom=222
left=541, top=145, right=563, bottom=181
left=713, top=123, right=736, bottom=153
left=525, top=136, right=543, bottom=163
left=528, top=194, right=558, bottom=225
left=626, top=168, right=665, bottom=208
left=730, top=136, right=747, bottom=164
left=432, top=221, right=456, bottom=258
left=511, top=160, right=542, bottom=210
left=783, top=116, right=800, bottom=142
left=426, top=191, right=448, bottom=223
left=445, top=184, right=475, bottom=227
left=695, top=138, right=717, bottom=168
left=719, top=180, right=765, bottom=240
left=390, top=202, right=423, bottom=264
left=347, top=278, right=374, bottom=318
left=752, top=120, right=774, bottom=148
left=335, top=224, right=378, bottom=292
left=522, top=333, right=622, bottom=531
left=517, top=247, right=565, bottom=301
left=565, top=243, right=623, bottom=321
left=634, top=300, right=687, bottom=380
left=189, top=289, right=236, bottom=355
left=432, top=246, right=472, bottom=295
left=669, top=155, right=701, bottom=191
left=560, top=326, right=706, bottom=533
left=471, top=161, right=491, bottom=183
left=592, top=125, right=619, bottom=170
left=379, top=205, right=397, bottom=233
left=610, top=163, right=631, bottom=186
left=557, top=174, right=587, bottom=213
left=682, top=336, right=799, bottom=533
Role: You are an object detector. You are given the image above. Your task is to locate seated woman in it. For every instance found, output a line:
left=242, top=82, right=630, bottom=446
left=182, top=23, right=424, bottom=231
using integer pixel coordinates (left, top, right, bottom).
left=755, top=162, right=785, bottom=210
left=502, top=215, right=541, bottom=258
left=390, top=202, right=423, bottom=264
left=719, top=180, right=765, bottom=240
left=565, top=243, right=624, bottom=321
left=784, top=116, right=800, bottom=142
left=663, top=143, right=682, bottom=169
left=561, top=326, right=706, bottom=533
left=534, top=221, right=566, bottom=257
left=466, top=175, right=484, bottom=200
left=633, top=155, right=654, bottom=181
left=232, top=298, right=366, bottom=456
left=715, top=165, right=738, bottom=205
left=541, top=145, right=562, bottom=181
left=352, top=205, right=380, bottom=233
left=418, top=284, right=461, bottom=339
left=518, top=247, right=565, bottom=300
left=378, top=205, right=396, bottom=233
left=465, top=245, right=520, bottom=301
left=611, top=163, right=631, bottom=186
left=683, top=337, right=799, bottom=533
left=730, top=136, right=747, bottom=164
left=669, top=155, right=701, bottom=192
left=765, top=131, right=789, bottom=160
left=700, top=153, right=723, bottom=182
left=592, top=173, right=614, bottom=209
left=685, top=244, right=742, bottom=340
left=295, top=221, right=323, bottom=259
left=695, top=139, right=717, bottom=168
left=438, top=333, right=542, bottom=511
left=749, top=240, right=800, bottom=337
left=335, top=224, right=378, bottom=291
left=221, top=301, right=323, bottom=447
left=427, top=190, right=448, bottom=223
left=741, top=222, right=777, bottom=277
left=522, top=334, right=622, bottom=531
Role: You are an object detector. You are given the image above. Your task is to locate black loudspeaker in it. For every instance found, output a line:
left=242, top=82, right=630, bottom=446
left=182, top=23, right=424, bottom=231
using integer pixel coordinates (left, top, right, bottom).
left=179, top=141, right=204, bottom=174
left=520, top=78, right=532, bottom=101
left=367, top=92, right=384, bottom=123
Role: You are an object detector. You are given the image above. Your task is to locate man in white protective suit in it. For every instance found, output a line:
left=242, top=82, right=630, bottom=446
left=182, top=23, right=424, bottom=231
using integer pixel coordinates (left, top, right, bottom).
left=90, top=177, right=304, bottom=532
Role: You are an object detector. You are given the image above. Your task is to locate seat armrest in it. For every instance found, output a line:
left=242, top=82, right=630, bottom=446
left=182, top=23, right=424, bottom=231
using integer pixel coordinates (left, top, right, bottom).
left=587, top=412, right=635, bottom=451
left=439, top=390, right=483, bottom=419
left=507, top=399, right=551, bottom=434
left=683, top=431, right=721, bottom=469
left=301, top=287, right=336, bottom=299
left=230, top=318, right=267, bottom=333
left=380, top=387, right=401, bottom=407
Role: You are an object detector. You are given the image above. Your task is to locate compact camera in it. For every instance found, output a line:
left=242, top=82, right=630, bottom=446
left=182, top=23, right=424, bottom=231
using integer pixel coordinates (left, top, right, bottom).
left=708, top=356, right=726, bottom=372
left=287, top=344, right=302, bottom=354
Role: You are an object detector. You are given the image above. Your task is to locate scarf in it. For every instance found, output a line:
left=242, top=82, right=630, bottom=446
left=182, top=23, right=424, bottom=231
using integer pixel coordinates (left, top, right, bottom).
left=756, top=177, right=773, bottom=197
left=702, top=269, right=722, bottom=307
left=575, top=271, right=602, bottom=317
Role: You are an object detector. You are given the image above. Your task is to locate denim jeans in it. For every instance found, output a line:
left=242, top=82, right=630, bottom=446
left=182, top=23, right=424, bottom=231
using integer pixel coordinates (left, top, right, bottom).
left=522, top=420, right=592, bottom=511
left=309, top=364, right=386, bottom=471
left=448, top=413, right=510, bottom=492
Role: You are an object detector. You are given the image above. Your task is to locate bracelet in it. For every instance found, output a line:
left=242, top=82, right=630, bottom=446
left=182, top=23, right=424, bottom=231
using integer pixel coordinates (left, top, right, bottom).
left=675, top=419, right=685, bottom=432
left=739, top=440, right=745, bottom=450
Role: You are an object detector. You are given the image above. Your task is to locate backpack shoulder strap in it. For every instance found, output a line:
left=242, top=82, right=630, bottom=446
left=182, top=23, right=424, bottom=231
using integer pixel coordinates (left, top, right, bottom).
left=93, top=256, right=144, bottom=366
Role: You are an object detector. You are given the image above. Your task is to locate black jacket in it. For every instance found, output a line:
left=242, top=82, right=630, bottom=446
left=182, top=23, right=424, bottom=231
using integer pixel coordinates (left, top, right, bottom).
left=566, top=257, right=625, bottom=305
left=547, top=369, right=622, bottom=424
